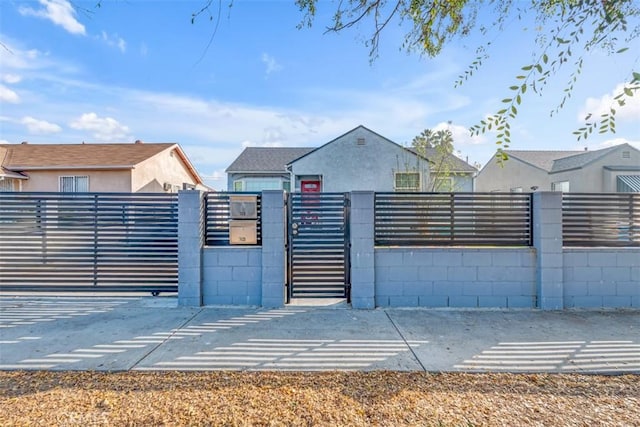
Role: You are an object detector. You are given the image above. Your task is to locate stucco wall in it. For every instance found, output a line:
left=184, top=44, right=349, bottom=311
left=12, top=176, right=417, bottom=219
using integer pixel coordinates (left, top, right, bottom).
left=476, top=156, right=551, bottom=192
left=563, top=248, right=640, bottom=308
left=374, top=247, right=537, bottom=308
left=202, top=247, right=262, bottom=306
left=549, top=147, right=640, bottom=192
left=133, top=147, right=199, bottom=193
left=20, top=169, right=132, bottom=192
left=290, top=128, right=431, bottom=192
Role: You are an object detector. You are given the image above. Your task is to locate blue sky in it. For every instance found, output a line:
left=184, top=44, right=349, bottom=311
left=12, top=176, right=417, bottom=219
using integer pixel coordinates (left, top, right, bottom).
left=1, top=0, right=638, bottom=189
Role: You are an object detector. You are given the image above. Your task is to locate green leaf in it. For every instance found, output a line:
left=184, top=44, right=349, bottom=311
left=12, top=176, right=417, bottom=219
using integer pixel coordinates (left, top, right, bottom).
left=509, top=86, right=519, bottom=90
left=516, top=94, right=521, bottom=104
left=521, top=84, right=527, bottom=94
left=542, top=53, right=548, bottom=64
left=501, top=98, right=512, bottom=103
left=616, top=47, right=629, bottom=53
left=522, top=65, right=533, bottom=71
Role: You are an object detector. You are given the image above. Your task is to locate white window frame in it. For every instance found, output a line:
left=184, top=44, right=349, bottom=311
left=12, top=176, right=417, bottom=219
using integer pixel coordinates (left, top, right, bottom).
left=394, top=172, right=421, bottom=192
left=551, top=181, right=570, bottom=192
left=233, top=180, right=243, bottom=191
left=59, top=175, right=89, bottom=192
left=433, top=176, right=454, bottom=192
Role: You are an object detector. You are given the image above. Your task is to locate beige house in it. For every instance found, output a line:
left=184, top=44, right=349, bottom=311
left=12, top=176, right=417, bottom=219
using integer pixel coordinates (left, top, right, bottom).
left=0, top=141, right=204, bottom=193
left=476, top=143, right=640, bottom=193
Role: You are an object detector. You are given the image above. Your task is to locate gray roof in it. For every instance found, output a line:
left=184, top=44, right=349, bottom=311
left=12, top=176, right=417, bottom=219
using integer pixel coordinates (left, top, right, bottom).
left=226, top=147, right=314, bottom=172
left=505, top=150, right=582, bottom=172
left=549, top=145, right=621, bottom=173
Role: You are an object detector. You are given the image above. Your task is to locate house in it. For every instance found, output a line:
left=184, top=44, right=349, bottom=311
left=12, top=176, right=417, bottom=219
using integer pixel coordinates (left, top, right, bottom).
left=226, top=126, right=477, bottom=192
left=475, top=143, right=640, bottom=193
left=0, top=141, right=204, bottom=193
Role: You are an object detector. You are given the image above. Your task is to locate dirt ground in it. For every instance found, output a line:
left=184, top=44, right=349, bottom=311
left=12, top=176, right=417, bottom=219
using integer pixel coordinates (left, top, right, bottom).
left=1, top=371, right=638, bottom=426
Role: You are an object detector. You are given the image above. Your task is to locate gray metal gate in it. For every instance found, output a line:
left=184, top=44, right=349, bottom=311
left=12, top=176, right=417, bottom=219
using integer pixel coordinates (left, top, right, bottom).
left=286, top=192, right=350, bottom=300
left=0, top=192, right=178, bottom=293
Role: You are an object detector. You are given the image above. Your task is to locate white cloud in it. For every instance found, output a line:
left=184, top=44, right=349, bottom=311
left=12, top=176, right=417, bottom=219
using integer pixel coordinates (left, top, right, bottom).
left=19, top=0, right=86, bottom=35
left=261, top=53, right=282, bottom=76
left=579, top=82, right=640, bottom=122
left=593, top=138, right=640, bottom=151
left=100, top=31, right=126, bottom=53
left=21, top=116, right=62, bottom=134
left=432, top=122, right=487, bottom=146
left=2, top=74, right=22, bottom=84
left=0, top=84, right=20, bottom=103
left=69, top=113, right=131, bottom=141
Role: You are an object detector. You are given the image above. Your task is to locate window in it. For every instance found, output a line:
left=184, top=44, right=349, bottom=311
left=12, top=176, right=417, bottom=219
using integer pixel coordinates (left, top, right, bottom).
left=59, top=176, right=89, bottom=192
left=395, top=172, right=420, bottom=192
left=0, top=178, right=15, bottom=191
left=282, top=181, right=291, bottom=192
left=233, top=181, right=243, bottom=191
left=551, top=181, right=570, bottom=192
left=433, top=177, right=454, bottom=192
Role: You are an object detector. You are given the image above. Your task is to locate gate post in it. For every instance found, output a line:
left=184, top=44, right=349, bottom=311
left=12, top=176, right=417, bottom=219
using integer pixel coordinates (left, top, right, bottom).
left=261, top=190, right=286, bottom=308
left=533, top=192, right=564, bottom=310
left=350, top=191, right=375, bottom=309
left=178, top=190, right=205, bottom=307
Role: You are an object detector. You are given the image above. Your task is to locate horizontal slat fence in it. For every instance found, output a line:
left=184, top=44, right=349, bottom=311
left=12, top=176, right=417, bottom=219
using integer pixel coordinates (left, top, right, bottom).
left=205, top=192, right=262, bottom=245
left=375, top=193, right=532, bottom=246
left=563, top=193, right=639, bottom=247
left=0, top=192, right=178, bottom=291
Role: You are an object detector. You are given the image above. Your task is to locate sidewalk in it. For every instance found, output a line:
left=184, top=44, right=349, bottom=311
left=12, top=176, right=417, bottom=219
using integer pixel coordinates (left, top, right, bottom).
left=1, top=295, right=638, bottom=373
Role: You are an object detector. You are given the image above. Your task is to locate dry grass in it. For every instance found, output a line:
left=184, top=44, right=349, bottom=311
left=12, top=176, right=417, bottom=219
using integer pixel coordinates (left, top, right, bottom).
left=1, top=371, right=638, bottom=426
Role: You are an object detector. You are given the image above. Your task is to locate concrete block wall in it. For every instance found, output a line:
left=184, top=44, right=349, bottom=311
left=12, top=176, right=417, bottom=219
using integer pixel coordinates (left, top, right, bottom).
left=374, top=248, right=536, bottom=308
left=563, top=248, right=640, bottom=308
left=202, top=247, right=262, bottom=306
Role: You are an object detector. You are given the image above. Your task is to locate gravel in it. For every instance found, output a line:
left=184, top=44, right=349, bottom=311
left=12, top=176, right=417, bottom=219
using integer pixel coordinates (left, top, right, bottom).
left=1, top=371, right=638, bottom=426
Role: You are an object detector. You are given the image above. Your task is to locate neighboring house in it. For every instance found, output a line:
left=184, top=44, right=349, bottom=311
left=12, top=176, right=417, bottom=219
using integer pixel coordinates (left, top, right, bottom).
left=476, top=143, right=640, bottom=193
left=0, top=141, right=204, bottom=193
left=226, top=126, right=477, bottom=192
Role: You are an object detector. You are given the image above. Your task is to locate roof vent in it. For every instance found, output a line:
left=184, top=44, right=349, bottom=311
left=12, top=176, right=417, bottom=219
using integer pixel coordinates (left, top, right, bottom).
left=134, top=139, right=143, bottom=144
left=357, top=137, right=365, bottom=145
left=623, top=151, right=630, bottom=158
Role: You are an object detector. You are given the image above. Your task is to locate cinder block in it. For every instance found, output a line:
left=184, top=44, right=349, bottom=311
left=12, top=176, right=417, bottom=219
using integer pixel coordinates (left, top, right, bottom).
left=375, top=295, right=390, bottom=307
left=394, top=267, right=419, bottom=282
left=538, top=296, right=563, bottom=310
left=563, top=251, right=589, bottom=267
left=463, top=282, right=492, bottom=296
left=587, top=281, right=613, bottom=297
left=247, top=250, right=262, bottom=266
left=403, top=250, right=431, bottom=266
left=463, top=251, right=492, bottom=266
left=447, top=266, right=477, bottom=281
left=492, top=282, right=521, bottom=296
left=375, top=251, right=403, bottom=267
left=389, top=296, right=419, bottom=307
left=449, top=296, right=478, bottom=308
left=419, top=266, right=447, bottom=281
left=617, top=251, right=640, bottom=266
left=218, top=280, right=248, bottom=296
left=563, top=281, right=588, bottom=297
left=219, top=250, right=248, bottom=266
left=538, top=267, right=563, bottom=284
left=374, top=279, right=400, bottom=296
left=351, top=251, right=374, bottom=269
left=352, top=282, right=375, bottom=298
left=351, top=297, right=375, bottom=310
left=507, top=296, right=535, bottom=308
left=617, top=281, right=640, bottom=296
left=602, top=296, right=632, bottom=308
left=262, top=266, right=285, bottom=284
left=245, top=295, right=261, bottom=306
left=178, top=297, right=202, bottom=307
left=203, top=295, right=233, bottom=306
left=433, top=281, right=463, bottom=296
left=203, top=266, right=232, bottom=281
left=433, top=251, right=462, bottom=266
left=520, top=251, right=536, bottom=267
left=233, top=266, right=261, bottom=282
left=570, top=296, right=603, bottom=308
left=478, top=296, right=507, bottom=308
left=418, top=295, right=448, bottom=307
left=588, top=252, right=617, bottom=267
left=351, top=267, right=375, bottom=284
left=633, top=295, right=640, bottom=308
left=632, top=267, right=640, bottom=282
left=403, top=281, right=432, bottom=296
left=602, top=267, right=631, bottom=282
left=538, top=253, right=563, bottom=268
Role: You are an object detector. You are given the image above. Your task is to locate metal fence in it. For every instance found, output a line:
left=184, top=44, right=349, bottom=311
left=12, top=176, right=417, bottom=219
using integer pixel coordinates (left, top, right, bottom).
left=375, top=192, right=533, bottom=246
left=205, top=192, right=262, bottom=246
left=0, top=192, right=178, bottom=292
left=562, top=193, right=639, bottom=247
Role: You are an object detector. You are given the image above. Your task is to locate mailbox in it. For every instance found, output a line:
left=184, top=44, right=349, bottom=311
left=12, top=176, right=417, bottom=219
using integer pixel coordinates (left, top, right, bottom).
left=229, top=220, right=257, bottom=245
left=229, top=195, right=257, bottom=219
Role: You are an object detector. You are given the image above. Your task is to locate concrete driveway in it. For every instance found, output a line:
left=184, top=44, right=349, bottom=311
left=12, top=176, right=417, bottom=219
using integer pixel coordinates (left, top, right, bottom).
left=1, top=295, right=638, bottom=373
